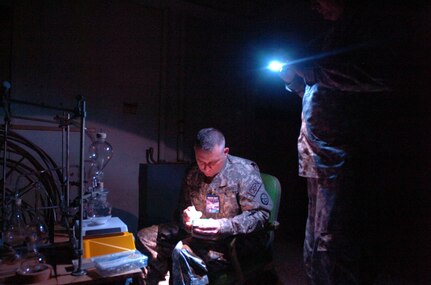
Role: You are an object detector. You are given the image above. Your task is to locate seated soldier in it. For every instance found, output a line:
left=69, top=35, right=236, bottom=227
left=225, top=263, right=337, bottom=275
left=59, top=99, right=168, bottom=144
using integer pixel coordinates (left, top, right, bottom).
left=138, top=127, right=272, bottom=284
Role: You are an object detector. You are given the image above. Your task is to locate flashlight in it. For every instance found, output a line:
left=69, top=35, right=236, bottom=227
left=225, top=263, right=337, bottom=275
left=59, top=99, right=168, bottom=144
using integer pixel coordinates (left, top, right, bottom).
left=268, top=60, right=286, bottom=72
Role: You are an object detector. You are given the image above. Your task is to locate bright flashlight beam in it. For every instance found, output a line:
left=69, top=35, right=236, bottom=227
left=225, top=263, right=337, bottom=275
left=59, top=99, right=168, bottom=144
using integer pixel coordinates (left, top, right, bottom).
left=268, top=61, right=286, bottom=72
left=266, top=42, right=370, bottom=73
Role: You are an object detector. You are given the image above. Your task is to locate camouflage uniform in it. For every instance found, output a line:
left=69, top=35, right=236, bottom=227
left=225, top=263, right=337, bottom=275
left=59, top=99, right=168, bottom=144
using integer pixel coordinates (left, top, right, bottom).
left=286, top=5, right=391, bottom=284
left=172, top=154, right=272, bottom=285
left=178, top=155, right=272, bottom=236
left=138, top=155, right=272, bottom=285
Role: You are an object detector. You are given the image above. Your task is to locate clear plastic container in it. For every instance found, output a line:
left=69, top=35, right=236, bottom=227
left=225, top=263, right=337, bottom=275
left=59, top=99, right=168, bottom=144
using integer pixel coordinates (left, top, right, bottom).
left=92, top=250, right=148, bottom=277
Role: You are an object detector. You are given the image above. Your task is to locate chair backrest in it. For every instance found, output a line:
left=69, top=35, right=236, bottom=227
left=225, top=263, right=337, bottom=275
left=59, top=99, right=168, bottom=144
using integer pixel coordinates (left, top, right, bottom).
left=212, top=173, right=282, bottom=285
left=260, top=173, right=281, bottom=225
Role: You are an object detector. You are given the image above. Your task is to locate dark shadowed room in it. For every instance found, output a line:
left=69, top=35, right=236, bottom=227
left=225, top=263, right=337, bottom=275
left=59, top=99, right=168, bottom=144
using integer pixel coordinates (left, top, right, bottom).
left=0, top=0, right=430, bottom=284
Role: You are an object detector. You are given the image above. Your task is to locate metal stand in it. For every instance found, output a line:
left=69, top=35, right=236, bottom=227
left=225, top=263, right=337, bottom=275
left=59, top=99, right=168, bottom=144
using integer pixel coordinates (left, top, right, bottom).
left=72, top=97, right=86, bottom=276
left=0, top=81, right=88, bottom=276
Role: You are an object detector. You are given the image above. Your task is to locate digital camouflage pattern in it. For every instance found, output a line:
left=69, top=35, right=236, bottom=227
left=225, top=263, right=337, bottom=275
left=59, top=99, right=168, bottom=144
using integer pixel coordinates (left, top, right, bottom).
left=139, top=154, right=272, bottom=285
left=171, top=155, right=273, bottom=284
left=178, top=154, right=272, bottom=236
left=284, top=4, right=392, bottom=284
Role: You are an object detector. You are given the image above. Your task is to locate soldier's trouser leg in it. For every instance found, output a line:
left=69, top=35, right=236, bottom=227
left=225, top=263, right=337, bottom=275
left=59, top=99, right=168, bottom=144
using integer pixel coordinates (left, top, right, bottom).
left=172, top=240, right=209, bottom=285
left=304, top=176, right=362, bottom=285
left=137, top=223, right=185, bottom=285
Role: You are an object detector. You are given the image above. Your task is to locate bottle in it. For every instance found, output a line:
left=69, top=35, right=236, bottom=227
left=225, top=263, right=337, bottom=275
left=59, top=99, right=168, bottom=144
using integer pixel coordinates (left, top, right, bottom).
left=88, top=132, right=113, bottom=185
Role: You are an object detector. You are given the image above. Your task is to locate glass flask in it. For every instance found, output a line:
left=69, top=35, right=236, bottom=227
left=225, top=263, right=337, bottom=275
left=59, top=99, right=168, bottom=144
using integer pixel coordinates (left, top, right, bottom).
left=85, top=186, right=112, bottom=225
left=19, top=230, right=47, bottom=274
left=4, top=198, right=28, bottom=247
left=27, top=210, right=49, bottom=246
left=88, top=132, right=113, bottom=186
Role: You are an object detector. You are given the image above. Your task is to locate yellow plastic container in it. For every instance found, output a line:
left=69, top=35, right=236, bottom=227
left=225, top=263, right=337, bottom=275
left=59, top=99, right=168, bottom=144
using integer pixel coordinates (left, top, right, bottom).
left=83, top=232, right=136, bottom=258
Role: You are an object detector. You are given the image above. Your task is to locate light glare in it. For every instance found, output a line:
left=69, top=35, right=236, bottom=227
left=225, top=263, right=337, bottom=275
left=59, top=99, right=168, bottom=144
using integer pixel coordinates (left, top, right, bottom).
left=268, top=61, right=284, bottom=72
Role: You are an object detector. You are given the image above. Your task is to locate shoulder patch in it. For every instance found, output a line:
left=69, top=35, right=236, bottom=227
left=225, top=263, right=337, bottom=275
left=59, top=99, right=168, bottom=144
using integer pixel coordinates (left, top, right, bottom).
left=260, top=193, right=270, bottom=205
left=247, top=181, right=261, bottom=197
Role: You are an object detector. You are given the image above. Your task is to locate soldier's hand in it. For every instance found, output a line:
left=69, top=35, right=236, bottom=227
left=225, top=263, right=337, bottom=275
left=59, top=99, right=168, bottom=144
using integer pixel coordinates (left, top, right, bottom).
left=183, top=206, right=202, bottom=229
left=279, top=66, right=297, bottom=84
left=192, top=218, right=220, bottom=235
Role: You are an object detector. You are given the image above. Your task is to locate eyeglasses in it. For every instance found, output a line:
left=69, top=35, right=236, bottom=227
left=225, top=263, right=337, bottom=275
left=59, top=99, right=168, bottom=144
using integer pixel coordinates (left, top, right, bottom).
left=196, top=156, right=224, bottom=170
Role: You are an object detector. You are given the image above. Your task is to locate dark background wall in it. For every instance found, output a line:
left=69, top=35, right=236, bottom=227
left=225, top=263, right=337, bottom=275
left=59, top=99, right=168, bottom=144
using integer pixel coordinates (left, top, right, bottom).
left=0, top=0, right=430, bottom=282
left=0, top=0, right=313, bottom=237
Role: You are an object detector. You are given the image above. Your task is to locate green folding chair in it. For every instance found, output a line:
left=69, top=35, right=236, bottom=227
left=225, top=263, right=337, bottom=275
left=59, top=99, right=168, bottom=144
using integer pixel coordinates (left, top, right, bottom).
left=214, top=173, right=282, bottom=285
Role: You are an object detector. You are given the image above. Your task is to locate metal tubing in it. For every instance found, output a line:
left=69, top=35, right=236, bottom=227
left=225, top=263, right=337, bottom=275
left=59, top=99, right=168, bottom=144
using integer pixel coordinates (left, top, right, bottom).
left=1, top=121, right=8, bottom=234
left=10, top=124, right=81, bottom=132
left=61, top=113, right=71, bottom=212
left=9, top=115, right=61, bottom=125
left=8, top=98, right=75, bottom=113
left=65, top=114, right=71, bottom=209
